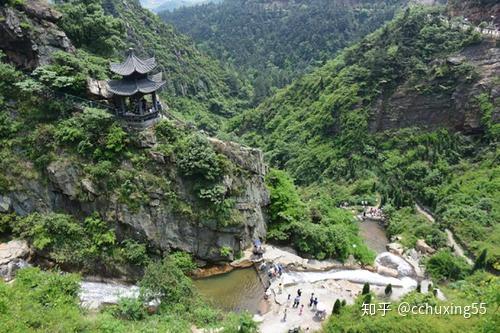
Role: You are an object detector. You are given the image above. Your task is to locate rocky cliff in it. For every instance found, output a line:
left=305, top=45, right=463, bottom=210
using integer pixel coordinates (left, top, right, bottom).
left=0, top=0, right=75, bottom=69
left=370, top=39, right=500, bottom=134
left=448, top=0, right=500, bottom=26
left=0, top=128, right=269, bottom=263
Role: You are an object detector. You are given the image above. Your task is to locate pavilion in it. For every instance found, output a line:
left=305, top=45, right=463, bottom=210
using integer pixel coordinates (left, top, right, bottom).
left=107, top=48, right=165, bottom=128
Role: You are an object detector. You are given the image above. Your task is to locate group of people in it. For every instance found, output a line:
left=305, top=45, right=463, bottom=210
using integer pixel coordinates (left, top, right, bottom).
left=267, top=263, right=285, bottom=280
left=282, top=289, right=320, bottom=322
left=363, top=207, right=384, bottom=220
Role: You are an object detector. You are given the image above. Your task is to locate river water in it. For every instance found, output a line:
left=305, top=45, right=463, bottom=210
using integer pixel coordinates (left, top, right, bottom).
left=358, top=219, right=388, bottom=254
left=193, top=268, right=265, bottom=313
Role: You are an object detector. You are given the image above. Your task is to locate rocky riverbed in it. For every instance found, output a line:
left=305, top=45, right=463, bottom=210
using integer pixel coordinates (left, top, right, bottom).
left=252, top=245, right=421, bottom=333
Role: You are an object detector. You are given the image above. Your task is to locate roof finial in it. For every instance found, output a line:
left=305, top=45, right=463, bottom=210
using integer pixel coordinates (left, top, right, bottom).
left=127, top=47, right=135, bottom=56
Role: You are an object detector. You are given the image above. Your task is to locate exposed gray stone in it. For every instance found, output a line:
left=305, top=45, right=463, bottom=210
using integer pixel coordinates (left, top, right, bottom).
left=0, top=196, right=12, bottom=213
left=415, top=239, right=436, bottom=255
left=47, top=160, right=80, bottom=199
left=0, top=240, right=31, bottom=281
left=386, top=242, right=404, bottom=256
left=0, top=1, right=75, bottom=70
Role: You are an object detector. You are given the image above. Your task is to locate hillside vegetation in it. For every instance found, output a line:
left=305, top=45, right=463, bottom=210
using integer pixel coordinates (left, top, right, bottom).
left=160, top=0, right=407, bottom=103
left=231, top=6, right=499, bottom=269
left=55, top=0, right=250, bottom=132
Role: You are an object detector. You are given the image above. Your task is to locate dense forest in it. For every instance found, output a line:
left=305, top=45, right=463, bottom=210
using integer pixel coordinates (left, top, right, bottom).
left=160, top=0, right=408, bottom=103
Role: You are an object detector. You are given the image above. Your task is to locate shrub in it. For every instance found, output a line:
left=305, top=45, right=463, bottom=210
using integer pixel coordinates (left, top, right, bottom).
left=473, top=249, right=488, bottom=271
left=139, top=256, right=195, bottom=306
left=111, top=297, right=146, bottom=321
left=176, top=134, right=223, bottom=181
left=332, top=299, right=341, bottom=314
left=119, top=239, right=149, bottom=266
left=385, top=284, right=392, bottom=296
left=425, top=249, right=470, bottom=282
left=362, top=283, right=370, bottom=295
left=168, top=251, right=196, bottom=274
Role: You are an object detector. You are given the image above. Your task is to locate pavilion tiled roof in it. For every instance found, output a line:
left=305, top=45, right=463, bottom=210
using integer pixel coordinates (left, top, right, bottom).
left=108, top=73, right=166, bottom=96
left=110, top=49, right=157, bottom=76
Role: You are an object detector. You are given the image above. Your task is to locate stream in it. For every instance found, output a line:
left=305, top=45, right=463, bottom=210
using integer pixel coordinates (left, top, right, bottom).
left=78, top=216, right=416, bottom=319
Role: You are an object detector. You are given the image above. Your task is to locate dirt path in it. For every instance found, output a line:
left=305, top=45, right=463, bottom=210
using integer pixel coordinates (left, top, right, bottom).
left=414, top=204, right=474, bottom=265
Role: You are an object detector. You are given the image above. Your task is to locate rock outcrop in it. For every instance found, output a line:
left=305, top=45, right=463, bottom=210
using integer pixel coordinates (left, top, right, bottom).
left=0, top=240, right=31, bottom=281
left=0, top=0, right=75, bottom=69
left=370, top=39, right=500, bottom=134
left=3, top=132, right=269, bottom=264
left=447, top=0, right=500, bottom=26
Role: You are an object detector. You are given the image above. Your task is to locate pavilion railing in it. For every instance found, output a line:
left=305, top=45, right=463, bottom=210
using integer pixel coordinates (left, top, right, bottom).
left=120, top=110, right=160, bottom=123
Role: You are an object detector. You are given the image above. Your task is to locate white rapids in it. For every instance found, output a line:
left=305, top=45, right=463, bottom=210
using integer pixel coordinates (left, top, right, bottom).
left=281, top=268, right=417, bottom=291
left=79, top=281, right=139, bottom=309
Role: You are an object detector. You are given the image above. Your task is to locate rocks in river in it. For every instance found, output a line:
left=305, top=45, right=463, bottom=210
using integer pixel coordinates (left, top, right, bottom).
left=375, top=252, right=415, bottom=278
left=415, top=239, right=436, bottom=254
left=386, top=242, right=404, bottom=256
left=0, top=240, right=31, bottom=281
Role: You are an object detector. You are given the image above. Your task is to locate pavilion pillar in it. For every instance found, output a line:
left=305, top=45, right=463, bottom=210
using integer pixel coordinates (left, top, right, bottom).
left=152, top=92, right=157, bottom=111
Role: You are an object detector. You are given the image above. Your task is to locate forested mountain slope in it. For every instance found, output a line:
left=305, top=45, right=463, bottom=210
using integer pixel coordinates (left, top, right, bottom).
left=51, top=0, right=250, bottom=131
left=231, top=6, right=500, bottom=269
left=160, top=0, right=407, bottom=103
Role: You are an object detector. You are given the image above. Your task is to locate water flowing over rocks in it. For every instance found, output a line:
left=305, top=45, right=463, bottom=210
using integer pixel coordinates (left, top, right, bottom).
left=79, top=280, right=139, bottom=309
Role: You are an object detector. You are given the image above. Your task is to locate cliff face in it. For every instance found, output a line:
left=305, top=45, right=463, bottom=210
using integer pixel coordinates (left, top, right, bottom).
left=0, top=0, right=74, bottom=69
left=370, top=39, right=500, bottom=134
left=1, top=131, right=269, bottom=263
left=448, top=0, right=500, bottom=26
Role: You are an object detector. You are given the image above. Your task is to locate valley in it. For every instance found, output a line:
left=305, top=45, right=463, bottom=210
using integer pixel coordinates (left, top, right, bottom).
left=0, top=0, right=498, bottom=332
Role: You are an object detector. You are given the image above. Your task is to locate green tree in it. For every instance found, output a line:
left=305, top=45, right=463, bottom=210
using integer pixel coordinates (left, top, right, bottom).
left=332, top=299, right=341, bottom=314
left=362, top=282, right=370, bottom=295
left=139, top=257, right=194, bottom=307
left=473, top=249, right=488, bottom=271
left=385, top=284, right=392, bottom=296
left=56, top=0, right=125, bottom=56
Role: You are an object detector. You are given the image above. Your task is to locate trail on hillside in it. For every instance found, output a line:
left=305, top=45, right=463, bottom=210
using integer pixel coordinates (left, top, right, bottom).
left=414, top=204, right=474, bottom=265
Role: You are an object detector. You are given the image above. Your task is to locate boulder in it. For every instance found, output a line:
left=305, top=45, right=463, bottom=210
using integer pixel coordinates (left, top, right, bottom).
left=415, top=239, right=436, bottom=254
left=22, top=0, right=62, bottom=23
left=87, top=78, right=113, bottom=99
left=386, top=242, right=404, bottom=255
left=0, top=240, right=31, bottom=281
left=376, top=265, right=399, bottom=278
left=81, top=178, right=98, bottom=196
left=376, top=252, right=415, bottom=278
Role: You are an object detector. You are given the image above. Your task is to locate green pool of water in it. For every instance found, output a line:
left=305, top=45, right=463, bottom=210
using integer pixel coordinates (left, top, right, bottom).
left=358, top=219, right=389, bottom=254
left=193, top=268, right=264, bottom=313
